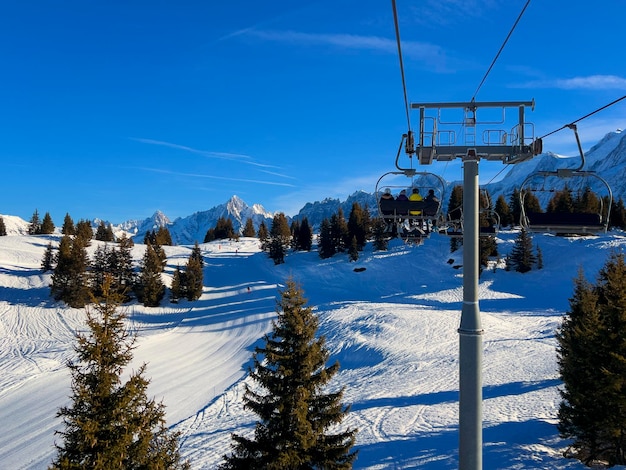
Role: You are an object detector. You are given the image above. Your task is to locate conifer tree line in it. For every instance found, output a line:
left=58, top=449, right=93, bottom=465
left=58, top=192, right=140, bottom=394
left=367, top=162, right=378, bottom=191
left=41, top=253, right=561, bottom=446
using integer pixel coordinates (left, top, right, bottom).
left=318, top=203, right=371, bottom=261
left=0, top=216, right=7, bottom=236
left=43, top=213, right=204, bottom=308
left=557, top=252, right=626, bottom=467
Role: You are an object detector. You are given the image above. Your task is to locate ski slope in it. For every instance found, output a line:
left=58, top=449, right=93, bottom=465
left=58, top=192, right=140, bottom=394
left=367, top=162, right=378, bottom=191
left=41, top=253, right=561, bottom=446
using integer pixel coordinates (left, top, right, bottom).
left=1, top=230, right=625, bottom=469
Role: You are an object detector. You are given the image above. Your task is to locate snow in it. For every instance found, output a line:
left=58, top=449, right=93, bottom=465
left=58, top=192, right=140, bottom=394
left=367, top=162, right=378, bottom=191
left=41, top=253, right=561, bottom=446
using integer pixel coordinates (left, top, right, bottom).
left=1, top=230, right=626, bottom=469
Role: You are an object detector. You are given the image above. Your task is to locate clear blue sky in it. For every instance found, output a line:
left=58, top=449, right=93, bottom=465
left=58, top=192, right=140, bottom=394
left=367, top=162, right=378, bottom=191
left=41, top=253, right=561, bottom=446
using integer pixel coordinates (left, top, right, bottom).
left=2, top=0, right=625, bottom=224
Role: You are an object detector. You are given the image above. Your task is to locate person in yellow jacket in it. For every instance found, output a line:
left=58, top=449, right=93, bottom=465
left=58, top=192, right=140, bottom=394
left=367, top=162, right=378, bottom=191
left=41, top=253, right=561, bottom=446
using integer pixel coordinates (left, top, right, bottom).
left=408, top=187, right=423, bottom=215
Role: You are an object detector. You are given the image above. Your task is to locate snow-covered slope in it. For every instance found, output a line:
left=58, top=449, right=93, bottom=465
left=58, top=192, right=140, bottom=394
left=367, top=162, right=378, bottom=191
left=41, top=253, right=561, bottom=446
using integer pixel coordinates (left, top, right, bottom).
left=2, top=229, right=626, bottom=469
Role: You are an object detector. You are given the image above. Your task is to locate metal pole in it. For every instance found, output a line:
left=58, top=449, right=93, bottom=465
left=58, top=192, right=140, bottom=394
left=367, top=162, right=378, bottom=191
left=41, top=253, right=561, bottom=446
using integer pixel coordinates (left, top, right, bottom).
left=459, top=155, right=483, bottom=470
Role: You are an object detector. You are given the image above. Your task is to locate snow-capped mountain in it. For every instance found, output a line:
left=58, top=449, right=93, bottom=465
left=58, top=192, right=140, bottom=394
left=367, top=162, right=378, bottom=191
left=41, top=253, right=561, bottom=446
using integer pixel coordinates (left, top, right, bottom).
left=126, top=196, right=275, bottom=245
left=484, top=129, right=626, bottom=207
left=3, top=130, right=626, bottom=240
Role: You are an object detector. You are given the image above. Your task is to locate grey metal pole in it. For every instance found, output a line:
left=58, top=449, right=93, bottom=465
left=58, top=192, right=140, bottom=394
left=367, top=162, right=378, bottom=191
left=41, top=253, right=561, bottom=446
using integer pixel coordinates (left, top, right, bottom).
left=459, top=155, right=483, bottom=470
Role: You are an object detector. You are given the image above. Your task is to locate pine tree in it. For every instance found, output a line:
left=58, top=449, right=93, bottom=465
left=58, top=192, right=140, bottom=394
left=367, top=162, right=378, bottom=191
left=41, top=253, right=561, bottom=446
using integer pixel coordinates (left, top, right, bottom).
left=509, top=188, right=522, bottom=227
left=184, top=248, right=203, bottom=301
left=609, top=198, right=626, bottom=230
left=318, top=218, right=335, bottom=259
left=242, top=218, right=256, bottom=237
left=75, top=220, right=93, bottom=247
left=257, top=221, right=269, bottom=248
left=95, top=221, right=114, bottom=242
left=29, top=209, right=41, bottom=235
left=42, top=242, right=55, bottom=272
left=156, top=226, right=173, bottom=246
left=297, top=217, right=313, bottom=252
left=330, top=208, right=349, bottom=253
left=347, top=202, right=368, bottom=251
left=62, top=213, right=75, bottom=236
left=41, top=212, right=55, bottom=234
left=494, top=195, right=512, bottom=227
left=111, top=234, right=135, bottom=302
left=51, top=235, right=91, bottom=308
left=50, top=276, right=189, bottom=470
left=135, top=242, right=165, bottom=307
left=290, top=220, right=301, bottom=250
left=0, top=216, right=6, bottom=236
left=522, top=189, right=542, bottom=214
left=348, top=236, right=359, bottom=262
left=267, top=213, right=291, bottom=265
left=170, top=266, right=184, bottom=303
left=547, top=186, right=574, bottom=213
left=372, top=219, right=389, bottom=251
left=509, top=228, right=536, bottom=273
left=556, top=255, right=626, bottom=466
left=222, top=279, right=357, bottom=469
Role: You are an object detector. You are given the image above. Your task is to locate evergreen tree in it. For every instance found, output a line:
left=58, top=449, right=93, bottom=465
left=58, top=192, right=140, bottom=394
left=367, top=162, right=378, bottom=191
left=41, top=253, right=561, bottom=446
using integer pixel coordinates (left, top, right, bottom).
left=155, top=226, right=173, bottom=246
left=494, top=195, right=513, bottom=227
left=170, top=266, right=184, bottom=303
left=479, top=235, right=497, bottom=273
left=522, top=189, right=542, bottom=214
left=51, top=235, right=91, bottom=308
left=290, top=220, right=301, bottom=251
left=297, top=217, right=313, bottom=252
left=222, top=279, right=357, bottom=469
left=62, top=213, right=75, bottom=236
left=318, top=218, right=335, bottom=259
left=330, top=208, right=349, bottom=253
left=267, top=213, right=291, bottom=265
left=90, top=245, right=111, bottom=298
left=447, top=185, right=463, bottom=222
left=95, top=221, right=114, bottom=242
left=609, top=197, right=626, bottom=230
left=547, top=186, right=575, bottom=213
left=50, top=277, right=189, bottom=470
left=29, top=209, right=41, bottom=235
left=135, top=243, right=165, bottom=307
left=575, top=187, right=601, bottom=215
left=556, top=256, right=626, bottom=466
left=110, top=234, right=135, bottom=302
left=42, top=242, right=55, bottom=272
left=0, top=216, right=6, bottom=236
left=257, top=221, right=269, bottom=248
left=41, top=212, right=55, bottom=234
left=347, top=202, right=368, bottom=251
left=509, top=188, right=522, bottom=227
left=372, top=219, right=389, bottom=252
left=184, top=251, right=203, bottom=301
left=75, top=220, right=93, bottom=247
left=242, top=218, right=256, bottom=237
left=508, top=228, right=536, bottom=273
left=348, top=236, right=359, bottom=262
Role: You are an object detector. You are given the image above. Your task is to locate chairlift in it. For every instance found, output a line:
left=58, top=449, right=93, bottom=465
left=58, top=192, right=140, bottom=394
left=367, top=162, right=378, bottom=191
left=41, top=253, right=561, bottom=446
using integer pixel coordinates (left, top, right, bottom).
left=519, top=124, right=612, bottom=236
left=375, top=134, right=446, bottom=239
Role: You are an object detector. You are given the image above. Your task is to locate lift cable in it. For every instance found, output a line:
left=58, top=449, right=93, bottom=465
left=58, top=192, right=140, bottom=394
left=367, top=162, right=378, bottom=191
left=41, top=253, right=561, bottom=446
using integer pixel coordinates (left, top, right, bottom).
left=471, top=0, right=531, bottom=102
left=539, top=94, right=626, bottom=140
left=391, top=0, right=412, bottom=131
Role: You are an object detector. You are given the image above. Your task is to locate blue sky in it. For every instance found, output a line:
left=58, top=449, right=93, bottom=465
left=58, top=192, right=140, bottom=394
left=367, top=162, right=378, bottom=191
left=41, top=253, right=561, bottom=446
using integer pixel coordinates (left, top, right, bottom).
left=2, top=0, right=626, bottom=224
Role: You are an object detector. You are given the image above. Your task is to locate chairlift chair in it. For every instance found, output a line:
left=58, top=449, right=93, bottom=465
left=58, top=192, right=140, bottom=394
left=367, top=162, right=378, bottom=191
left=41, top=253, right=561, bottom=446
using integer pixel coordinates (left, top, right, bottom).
left=519, top=124, right=612, bottom=236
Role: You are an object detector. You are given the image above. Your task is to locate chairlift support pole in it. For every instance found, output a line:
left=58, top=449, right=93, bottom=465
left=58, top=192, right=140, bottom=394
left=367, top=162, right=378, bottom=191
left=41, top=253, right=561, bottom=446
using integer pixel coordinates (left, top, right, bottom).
left=406, top=99, right=537, bottom=470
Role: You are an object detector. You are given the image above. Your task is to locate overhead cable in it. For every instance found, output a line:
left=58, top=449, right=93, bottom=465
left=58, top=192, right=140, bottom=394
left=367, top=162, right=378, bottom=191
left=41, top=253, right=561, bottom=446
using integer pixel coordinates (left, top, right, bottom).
left=391, top=0, right=411, bottom=130
left=539, top=94, right=626, bottom=139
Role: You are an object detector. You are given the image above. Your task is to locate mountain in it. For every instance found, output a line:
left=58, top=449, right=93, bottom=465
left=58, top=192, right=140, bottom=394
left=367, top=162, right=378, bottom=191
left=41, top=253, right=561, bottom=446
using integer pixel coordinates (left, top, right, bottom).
left=293, top=190, right=377, bottom=229
left=126, top=196, right=275, bottom=245
left=484, top=129, right=626, bottom=207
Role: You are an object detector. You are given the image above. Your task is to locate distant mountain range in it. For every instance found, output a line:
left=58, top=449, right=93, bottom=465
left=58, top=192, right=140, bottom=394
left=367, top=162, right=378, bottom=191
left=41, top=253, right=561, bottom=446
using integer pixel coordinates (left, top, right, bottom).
left=3, top=129, right=625, bottom=244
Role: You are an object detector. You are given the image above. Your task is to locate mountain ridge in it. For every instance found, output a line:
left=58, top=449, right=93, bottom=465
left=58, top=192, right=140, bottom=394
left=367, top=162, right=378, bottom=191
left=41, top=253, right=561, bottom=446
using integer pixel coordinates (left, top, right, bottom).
left=3, top=130, right=626, bottom=243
